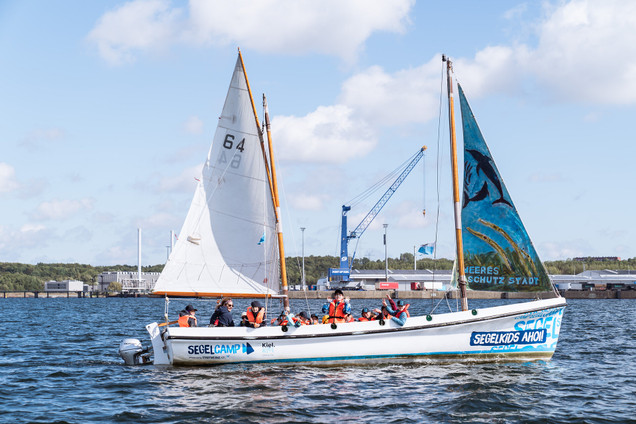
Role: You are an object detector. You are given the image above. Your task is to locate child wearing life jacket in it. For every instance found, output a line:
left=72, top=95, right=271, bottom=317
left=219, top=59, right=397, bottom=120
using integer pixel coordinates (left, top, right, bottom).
left=296, top=311, right=311, bottom=325
left=373, top=305, right=393, bottom=321
left=358, top=307, right=376, bottom=321
left=178, top=304, right=198, bottom=327
left=271, top=311, right=287, bottom=326
left=321, top=289, right=351, bottom=324
left=385, top=299, right=410, bottom=326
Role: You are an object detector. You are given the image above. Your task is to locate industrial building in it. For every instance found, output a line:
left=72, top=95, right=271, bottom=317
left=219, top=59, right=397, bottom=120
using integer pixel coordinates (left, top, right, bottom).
left=44, top=280, right=86, bottom=292
left=552, top=270, right=636, bottom=291
left=318, top=269, right=452, bottom=291
left=97, top=271, right=161, bottom=294
left=316, top=269, right=636, bottom=292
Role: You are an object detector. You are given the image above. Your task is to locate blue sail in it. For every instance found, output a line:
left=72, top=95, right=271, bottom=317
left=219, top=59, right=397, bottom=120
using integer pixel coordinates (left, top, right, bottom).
left=458, top=84, right=553, bottom=292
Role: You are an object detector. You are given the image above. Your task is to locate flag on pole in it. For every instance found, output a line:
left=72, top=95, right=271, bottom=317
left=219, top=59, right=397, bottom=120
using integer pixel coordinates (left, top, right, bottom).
left=257, top=231, right=266, bottom=245
left=418, top=243, right=434, bottom=255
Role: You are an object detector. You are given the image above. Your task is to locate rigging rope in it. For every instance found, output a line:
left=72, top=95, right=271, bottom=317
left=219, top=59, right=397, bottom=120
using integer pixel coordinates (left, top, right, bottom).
left=428, top=55, right=458, bottom=314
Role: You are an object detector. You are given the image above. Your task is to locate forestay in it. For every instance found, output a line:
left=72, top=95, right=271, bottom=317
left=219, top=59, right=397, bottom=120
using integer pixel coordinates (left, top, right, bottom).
left=153, top=57, right=279, bottom=297
left=458, top=84, right=553, bottom=292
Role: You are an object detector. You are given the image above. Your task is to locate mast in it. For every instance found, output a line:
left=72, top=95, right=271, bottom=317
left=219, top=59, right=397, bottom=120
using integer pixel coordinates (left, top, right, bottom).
left=263, top=95, right=290, bottom=309
left=443, top=55, right=469, bottom=311
left=237, top=50, right=290, bottom=309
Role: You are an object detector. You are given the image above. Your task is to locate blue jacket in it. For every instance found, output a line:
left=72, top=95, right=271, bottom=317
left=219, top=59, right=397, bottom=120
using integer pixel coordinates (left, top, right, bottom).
left=386, top=305, right=407, bottom=326
left=209, top=306, right=235, bottom=327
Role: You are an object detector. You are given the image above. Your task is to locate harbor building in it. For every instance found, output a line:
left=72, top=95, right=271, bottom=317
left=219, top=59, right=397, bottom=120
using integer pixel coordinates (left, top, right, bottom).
left=97, top=271, right=161, bottom=294
left=317, top=269, right=453, bottom=291
left=44, top=280, right=85, bottom=292
left=552, top=269, right=636, bottom=291
left=316, top=269, right=636, bottom=292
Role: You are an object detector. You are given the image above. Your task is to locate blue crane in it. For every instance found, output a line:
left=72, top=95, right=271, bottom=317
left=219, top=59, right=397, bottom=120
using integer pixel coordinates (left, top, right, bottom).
left=328, top=146, right=426, bottom=284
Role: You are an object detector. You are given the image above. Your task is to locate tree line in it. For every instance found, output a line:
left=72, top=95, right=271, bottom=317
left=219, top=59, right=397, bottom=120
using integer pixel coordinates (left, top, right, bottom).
left=2, top=256, right=635, bottom=291
left=0, top=262, right=163, bottom=292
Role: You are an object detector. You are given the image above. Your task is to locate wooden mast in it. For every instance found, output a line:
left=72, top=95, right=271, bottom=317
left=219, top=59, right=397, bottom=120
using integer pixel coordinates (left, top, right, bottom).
left=263, top=95, right=289, bottom=310
left=443, top=55, right=469, bottom=311
left=237, top=50, right=290, bottom=309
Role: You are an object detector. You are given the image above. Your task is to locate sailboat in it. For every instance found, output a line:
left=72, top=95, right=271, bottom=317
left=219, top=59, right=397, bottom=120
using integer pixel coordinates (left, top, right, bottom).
left=119, top=53, right=565, bottom=366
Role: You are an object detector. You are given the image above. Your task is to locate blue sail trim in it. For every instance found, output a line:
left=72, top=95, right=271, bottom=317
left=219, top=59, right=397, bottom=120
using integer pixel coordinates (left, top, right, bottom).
left=458, top=84, right=553, bottom=292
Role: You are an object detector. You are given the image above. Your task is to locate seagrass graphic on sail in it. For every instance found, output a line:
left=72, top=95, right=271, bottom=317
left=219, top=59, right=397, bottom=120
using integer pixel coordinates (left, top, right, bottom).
left=152, top=57, right=279, bottom=297
left=458, top=84, right=552, bottom=292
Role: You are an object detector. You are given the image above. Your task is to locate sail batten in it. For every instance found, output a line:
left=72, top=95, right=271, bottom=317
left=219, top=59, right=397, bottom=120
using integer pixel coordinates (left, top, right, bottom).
left=152, top=55, right=279, bottom=297
left=458, top=84, right=554, bottom=293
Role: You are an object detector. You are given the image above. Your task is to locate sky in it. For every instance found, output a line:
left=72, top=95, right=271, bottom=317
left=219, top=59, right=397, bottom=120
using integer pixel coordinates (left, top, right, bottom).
left=1, top=0, right=635, bottom=267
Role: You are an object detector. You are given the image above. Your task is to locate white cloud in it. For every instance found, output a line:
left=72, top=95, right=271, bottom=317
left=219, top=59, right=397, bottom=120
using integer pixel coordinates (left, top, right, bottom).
left=0, top=163, right=19, bottom=193
left=183, top=115, right=204, bottom=134
left=96, top=245, right=135, bottom=264
left=393, top=200, right=428, bottom=229
left=454, top=46, right=522, bottom=98
left=32, top=198, right=94, bottom=221
left=187, top=0, right=413, bottom=60
left=0, top=224, right=51, bottom=256
left=528, top=172, right=566, bottom=183
left=141, top=212, right=176, bottom=228
left=525, top=0, right=636, bottom=104
left=19, top=127, right=66, bottom=150
left=288, top=193, right=325, bottom=211
left=339, top=57, right=442, bottom=126
left=540, top=240, right=589, bottom=260
left=87, top=0, right=414, bottom=64
left=63, top=226, right=93, bottom=243
left=455, top=0, right=636, bottom=104
left=158, top=164, right=202, bottom=192
left=272, top=105, right=376, bottom=163
left=87, top=0, right=182, bottom=65
left=503, top=3, right=528, bottom=20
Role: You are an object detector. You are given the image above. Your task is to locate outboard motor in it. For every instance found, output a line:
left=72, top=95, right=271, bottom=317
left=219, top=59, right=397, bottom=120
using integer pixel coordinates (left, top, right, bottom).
left=119, top=338, right=152, bottom=365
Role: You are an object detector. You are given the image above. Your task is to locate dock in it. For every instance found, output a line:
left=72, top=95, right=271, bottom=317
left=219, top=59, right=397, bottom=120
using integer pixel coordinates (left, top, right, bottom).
left=2, top=289, right=634, bottom=299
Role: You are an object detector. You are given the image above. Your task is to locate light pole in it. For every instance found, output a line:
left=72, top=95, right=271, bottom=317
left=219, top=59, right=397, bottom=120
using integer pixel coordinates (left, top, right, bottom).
left=414, top=245, right=416, bottom=270
left=383, top=224, right=388, bottom=282
left=301, top=227, right=306, bottom=290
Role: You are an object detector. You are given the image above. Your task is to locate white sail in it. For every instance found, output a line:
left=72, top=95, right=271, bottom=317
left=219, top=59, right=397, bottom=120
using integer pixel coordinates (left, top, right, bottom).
left=125, top=54, right=566, bottom=368
left=153, top=57, right=279, bottom=297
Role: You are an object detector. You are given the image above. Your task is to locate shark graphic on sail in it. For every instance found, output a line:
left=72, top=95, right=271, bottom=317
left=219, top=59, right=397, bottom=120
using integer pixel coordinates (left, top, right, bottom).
left=458, top=84, right=553, bottom=292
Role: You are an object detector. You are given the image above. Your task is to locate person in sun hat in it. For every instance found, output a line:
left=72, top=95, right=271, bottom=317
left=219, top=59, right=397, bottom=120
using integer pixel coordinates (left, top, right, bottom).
left=178, top=304, right=198, bottom=327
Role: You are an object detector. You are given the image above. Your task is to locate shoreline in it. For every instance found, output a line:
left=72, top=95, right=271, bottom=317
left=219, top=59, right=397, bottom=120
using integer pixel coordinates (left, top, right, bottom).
left=2, top=289, right=634, bottom=299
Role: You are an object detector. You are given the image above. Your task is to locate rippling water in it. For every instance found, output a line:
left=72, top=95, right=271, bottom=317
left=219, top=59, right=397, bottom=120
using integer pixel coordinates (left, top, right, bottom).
left=1, top=296, right=634, bottom=423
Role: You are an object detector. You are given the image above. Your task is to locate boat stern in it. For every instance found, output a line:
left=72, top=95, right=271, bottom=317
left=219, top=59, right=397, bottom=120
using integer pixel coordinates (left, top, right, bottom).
left=146, top=322, right=172, bottom=365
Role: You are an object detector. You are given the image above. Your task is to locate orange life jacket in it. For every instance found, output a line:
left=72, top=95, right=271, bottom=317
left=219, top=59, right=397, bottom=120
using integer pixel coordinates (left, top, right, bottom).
left=328, top=301, right=347, bottom=323
left=178, top=314, right=197, bottom=327
left=358, top=317, right=370, bottom=322
left=400, top=304, right=411, bottom=318
left=246, top=308, right=265, bottom=325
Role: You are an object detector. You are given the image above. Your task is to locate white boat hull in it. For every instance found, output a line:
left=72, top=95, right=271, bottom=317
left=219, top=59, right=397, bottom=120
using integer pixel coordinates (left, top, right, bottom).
left=147, top=297, right=565, bottom=366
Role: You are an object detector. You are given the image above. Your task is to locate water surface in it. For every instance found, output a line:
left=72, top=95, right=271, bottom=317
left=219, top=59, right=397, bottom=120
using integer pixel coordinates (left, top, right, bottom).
left=1, top=297, right=634, bottom=423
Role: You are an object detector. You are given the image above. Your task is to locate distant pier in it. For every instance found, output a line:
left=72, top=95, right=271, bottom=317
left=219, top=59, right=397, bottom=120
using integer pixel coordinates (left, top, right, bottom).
left=2, top=289, right=634, bottom=299
left=286, top=289, right=636, bottom=300
left=1, top=291, right=110, bottom=298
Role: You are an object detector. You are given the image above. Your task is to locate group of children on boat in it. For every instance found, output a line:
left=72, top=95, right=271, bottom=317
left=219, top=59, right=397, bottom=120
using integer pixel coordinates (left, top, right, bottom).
left=177, top=289, right=410, bottom=329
